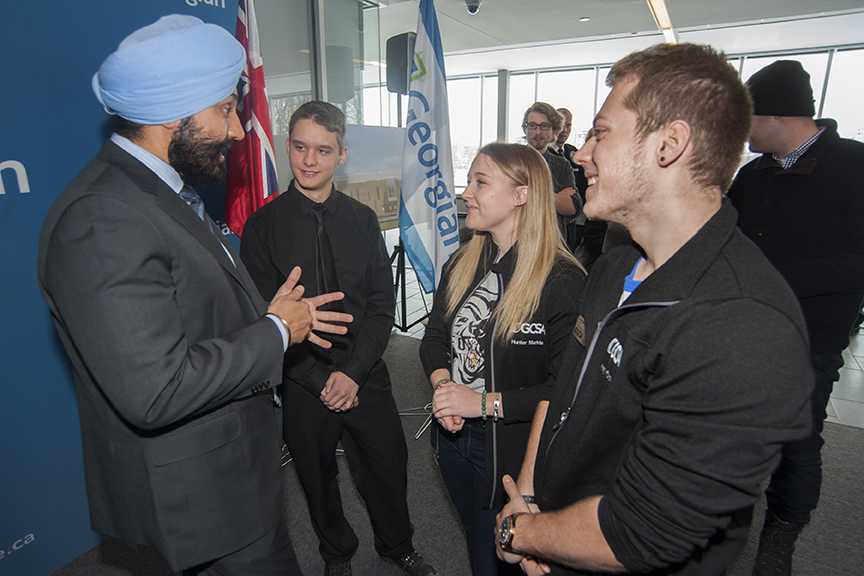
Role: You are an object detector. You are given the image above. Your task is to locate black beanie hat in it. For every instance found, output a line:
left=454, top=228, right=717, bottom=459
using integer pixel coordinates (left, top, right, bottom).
left=746, top=60, right=815, bottom=117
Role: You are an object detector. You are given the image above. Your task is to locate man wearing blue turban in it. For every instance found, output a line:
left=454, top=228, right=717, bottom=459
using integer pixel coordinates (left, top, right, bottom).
left=38, top=15, right=351, bottom=575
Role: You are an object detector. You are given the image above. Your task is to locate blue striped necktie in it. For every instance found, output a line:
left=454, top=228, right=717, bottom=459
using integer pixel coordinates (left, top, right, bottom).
left=179, top=186, right=205, bottom=221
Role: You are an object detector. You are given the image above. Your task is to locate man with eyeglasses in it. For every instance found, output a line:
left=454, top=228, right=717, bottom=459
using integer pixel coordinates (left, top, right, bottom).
left=521, top=102, right=582, bottom=251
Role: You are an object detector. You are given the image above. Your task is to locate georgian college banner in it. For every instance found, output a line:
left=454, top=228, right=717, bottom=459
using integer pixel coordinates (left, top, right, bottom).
left=399, top=0, right=459, bottom=294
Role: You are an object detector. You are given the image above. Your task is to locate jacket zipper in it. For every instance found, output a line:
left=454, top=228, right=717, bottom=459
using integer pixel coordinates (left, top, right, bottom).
left=487, top=271, right=503, bottom=509
left=544, top=299, right=680, bottom=462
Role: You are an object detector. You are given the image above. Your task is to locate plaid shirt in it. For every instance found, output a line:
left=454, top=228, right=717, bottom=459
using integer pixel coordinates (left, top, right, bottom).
left=774, top=125, right=825, bottom=169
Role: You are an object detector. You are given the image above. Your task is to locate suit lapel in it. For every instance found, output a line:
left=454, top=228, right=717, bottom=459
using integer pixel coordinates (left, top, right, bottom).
left=205, top=214, right=269, bottom=314
left=103, top=142, right=265, bottom=312
left=157, top=189, right=240, bottom=272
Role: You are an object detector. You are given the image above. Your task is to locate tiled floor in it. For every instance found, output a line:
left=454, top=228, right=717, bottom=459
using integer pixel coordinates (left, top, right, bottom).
left=387, top=236, right=864, bottom=432
left=830, top=333, right=864, bottom=429
left=390, top=260, right=432, bottom=340
left=384, top=229, right=434, bottom=340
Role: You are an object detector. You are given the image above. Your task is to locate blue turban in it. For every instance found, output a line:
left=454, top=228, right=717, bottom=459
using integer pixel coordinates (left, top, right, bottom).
left=92, top=14, right=245, bottom=125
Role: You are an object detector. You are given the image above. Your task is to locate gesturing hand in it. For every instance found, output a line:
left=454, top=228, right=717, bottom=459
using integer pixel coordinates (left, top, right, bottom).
left=268, top=267, right=353, bottom=348
left=302, top=291, right=353, bottom=348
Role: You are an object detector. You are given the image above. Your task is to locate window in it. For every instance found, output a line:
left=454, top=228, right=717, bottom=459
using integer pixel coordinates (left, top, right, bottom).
left=822, top=49, right=864, bottom=142
left=448, top=77, right=483, bottom=190
left=508, top=73, right=537, bottom=144
left=537, top=69, right=597, bottom=146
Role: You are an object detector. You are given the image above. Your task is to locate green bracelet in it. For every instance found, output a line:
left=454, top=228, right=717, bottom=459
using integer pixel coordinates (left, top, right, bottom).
left=481, top=390, right=487, bottom=422
left=434, top=378, right=450, bottom=389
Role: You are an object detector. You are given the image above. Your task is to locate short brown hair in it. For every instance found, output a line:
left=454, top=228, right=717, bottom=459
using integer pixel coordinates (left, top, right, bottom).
left=289, top=101, right=346, bottom=150
left=522, top=102, right=564, bottom=137
left=607, top=43, right=752, bottom=191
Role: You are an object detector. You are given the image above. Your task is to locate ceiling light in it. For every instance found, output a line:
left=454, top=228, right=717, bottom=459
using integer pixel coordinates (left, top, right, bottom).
left=579, top=16, right=590, bottom=22
left=646, top=0, right=678, bottom=43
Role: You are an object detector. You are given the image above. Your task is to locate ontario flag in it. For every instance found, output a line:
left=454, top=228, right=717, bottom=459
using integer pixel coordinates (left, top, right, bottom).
left=226, top=0, right=279, bottom=238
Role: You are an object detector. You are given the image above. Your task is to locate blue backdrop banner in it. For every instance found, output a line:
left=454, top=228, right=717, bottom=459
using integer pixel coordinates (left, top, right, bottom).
left=0, top=2, right=235, bottom=575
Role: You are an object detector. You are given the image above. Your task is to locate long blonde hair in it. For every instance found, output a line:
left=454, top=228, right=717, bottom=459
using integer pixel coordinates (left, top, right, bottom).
left=445, top=143, right=581, bottom=342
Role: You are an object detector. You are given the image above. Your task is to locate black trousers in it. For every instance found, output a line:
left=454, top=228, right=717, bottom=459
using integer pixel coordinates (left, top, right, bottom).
left=283, top=360, right=413, bottom=564
left=182, top=514, right=302, bottom=575
left=766, top=350, right=844, bottom=525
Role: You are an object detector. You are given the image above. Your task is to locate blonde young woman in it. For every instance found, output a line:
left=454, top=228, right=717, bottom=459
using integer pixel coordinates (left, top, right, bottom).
left=419, top=143, right=586, bottom=576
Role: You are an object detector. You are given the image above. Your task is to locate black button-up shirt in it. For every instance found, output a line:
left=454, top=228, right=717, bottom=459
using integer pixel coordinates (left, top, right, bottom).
left=240, top=181, right=395, bottom=394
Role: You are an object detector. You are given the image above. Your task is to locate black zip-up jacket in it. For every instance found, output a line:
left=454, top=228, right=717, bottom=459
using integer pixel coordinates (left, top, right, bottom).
left=728, top=118, right=864, bottom=353
left=421, top=242, right=585, bottom=509
left=535, top=201, right=812, bottom=575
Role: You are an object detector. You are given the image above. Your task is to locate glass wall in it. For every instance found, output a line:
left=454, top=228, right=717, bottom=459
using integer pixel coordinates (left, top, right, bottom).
left=822, top=49, right=864, bottom=142
left=259, top=0, right=383, bottom=130
left=446, top=47, right=864, bottom=183
left=446, top=75, right=499, bottom=189
left=504, top=67, right=610, bottom=148
left=258, top=0, right=314, bottom=136
left=253, top=5, right=864, bottom=190
left=507, top=72, right=536, bottom=144
left=536, top=69, right=597, bottom=143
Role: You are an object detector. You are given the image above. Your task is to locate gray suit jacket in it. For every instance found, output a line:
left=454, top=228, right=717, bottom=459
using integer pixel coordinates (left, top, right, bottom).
left=38, top=141, right=285, bottom=571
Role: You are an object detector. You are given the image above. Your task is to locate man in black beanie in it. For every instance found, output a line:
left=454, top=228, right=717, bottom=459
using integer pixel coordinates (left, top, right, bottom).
left=728, top=59, right=864, bottom=576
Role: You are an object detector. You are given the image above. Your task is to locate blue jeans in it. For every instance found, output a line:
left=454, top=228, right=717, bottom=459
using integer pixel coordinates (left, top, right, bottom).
left=437, top=424, right=516, bottom=576
left=766, top=351, right=844, bottom=525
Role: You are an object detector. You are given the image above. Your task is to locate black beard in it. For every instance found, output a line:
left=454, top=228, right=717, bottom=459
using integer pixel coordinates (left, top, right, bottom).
left=168, top=117, right=233, bottom=186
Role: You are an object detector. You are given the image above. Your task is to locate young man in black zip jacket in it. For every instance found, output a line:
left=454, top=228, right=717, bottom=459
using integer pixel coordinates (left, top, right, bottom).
left=494, top=44, right=813, bottom=576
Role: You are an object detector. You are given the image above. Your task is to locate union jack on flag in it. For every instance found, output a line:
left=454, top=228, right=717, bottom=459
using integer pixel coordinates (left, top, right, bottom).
left=225, top=0, right=279, bottom=238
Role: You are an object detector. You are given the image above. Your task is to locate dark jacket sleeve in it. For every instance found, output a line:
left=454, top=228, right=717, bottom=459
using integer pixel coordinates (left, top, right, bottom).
left=419, top=255, right=458, bottom=378
left=43, top=195, right=285, bottom=430
left=549, top=154, right=576, bottom=193
left=597, top=300, right=812, bottom=572
left=549, top=154, right=583, bottom=218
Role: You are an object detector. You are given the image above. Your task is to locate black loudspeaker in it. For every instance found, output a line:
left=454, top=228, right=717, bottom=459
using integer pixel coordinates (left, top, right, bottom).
left=386, top=32, right=416, bottom=95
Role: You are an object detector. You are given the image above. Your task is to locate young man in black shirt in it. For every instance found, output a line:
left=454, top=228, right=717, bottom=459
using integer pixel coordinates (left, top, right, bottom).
left=241, top=101, right=435, bottom=576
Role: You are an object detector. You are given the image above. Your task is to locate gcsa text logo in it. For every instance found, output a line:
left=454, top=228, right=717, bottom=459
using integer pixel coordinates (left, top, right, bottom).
left=515, top=323, right=546, bottom=335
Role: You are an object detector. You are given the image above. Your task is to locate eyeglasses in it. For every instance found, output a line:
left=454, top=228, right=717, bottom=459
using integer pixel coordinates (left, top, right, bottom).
left=524, top=122, right=552, bottom=132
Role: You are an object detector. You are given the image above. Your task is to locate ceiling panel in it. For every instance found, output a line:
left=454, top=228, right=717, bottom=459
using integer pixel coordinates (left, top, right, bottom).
left=666, top=0, right=864, bottom=28
left=376, top=0, right=864, bottom=54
